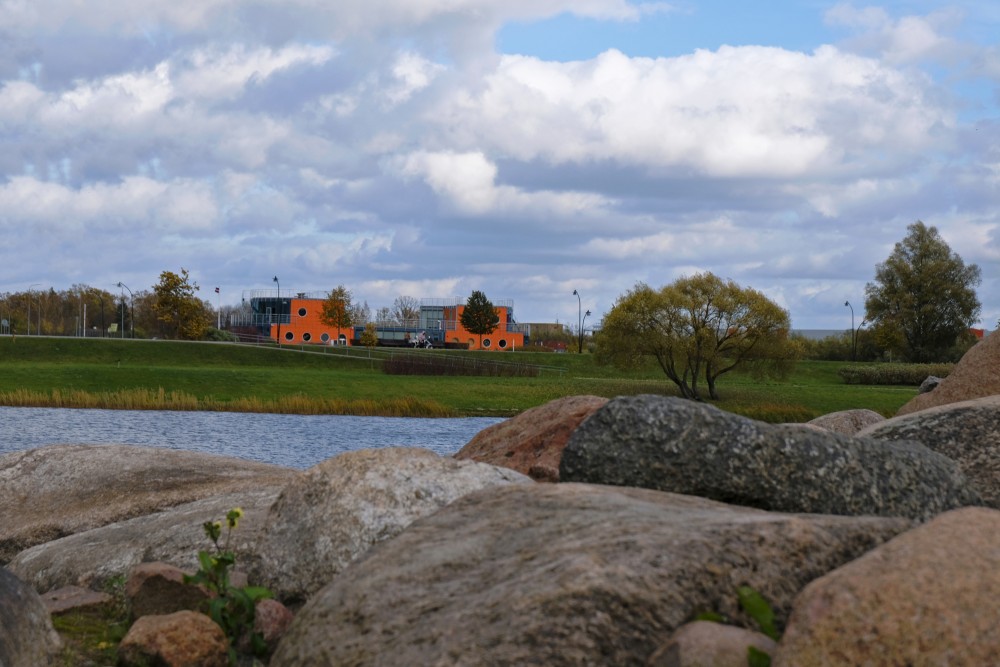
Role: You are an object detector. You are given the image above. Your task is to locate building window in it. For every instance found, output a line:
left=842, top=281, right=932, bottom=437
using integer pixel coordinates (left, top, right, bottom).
left=284, top=331, right=294, bottom=341
left=498, top=339, right=508, bottom=349
left=303, top=332, right=312, bottom=342
left=321, top=333, right=330, bottom=343
left=482, top=338, right=491, bottom=348
left=298, top=307, right=307, bottom=317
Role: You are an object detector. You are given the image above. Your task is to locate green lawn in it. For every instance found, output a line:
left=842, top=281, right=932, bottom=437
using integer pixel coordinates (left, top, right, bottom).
left=0, top=337, right=917, bottom=420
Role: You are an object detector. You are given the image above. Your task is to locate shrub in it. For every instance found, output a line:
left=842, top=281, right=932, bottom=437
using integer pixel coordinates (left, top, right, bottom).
left=837, top=363, right=953, bottom=386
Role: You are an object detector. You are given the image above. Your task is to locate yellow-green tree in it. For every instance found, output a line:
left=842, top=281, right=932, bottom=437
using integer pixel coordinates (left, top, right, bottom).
left=152, top=269, right=210, bottom=340
left=360, top=322, right=379, bottom=349
left=596, top=273, right=796, bottom=400
left=320, top=285, right=353, bottom=341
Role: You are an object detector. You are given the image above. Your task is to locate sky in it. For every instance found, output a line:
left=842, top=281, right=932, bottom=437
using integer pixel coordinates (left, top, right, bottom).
left=1, top=1, right=998, bottom=331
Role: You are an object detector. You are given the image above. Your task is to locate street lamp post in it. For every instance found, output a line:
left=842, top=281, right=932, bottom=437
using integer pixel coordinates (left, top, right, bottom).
left=844, top=300, right=856, bottom=361
left=582, top=309, right=591, bottom=352
left=117, top=282, right=134, bottom=338
left=273, top=276, right=281, bottom=345
left=572, top=289, right=583, bottom=354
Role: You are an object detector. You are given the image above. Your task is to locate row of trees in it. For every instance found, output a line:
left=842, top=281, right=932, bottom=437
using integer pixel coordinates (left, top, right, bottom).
left=595, top=221, right=983, bottom=400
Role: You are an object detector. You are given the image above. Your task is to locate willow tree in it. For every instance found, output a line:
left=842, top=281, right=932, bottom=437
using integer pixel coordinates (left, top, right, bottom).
left=320, top=285, right=354, bottom=342
left=596, top=273, right=796, bottom=400
left=864, top=221, right=981, bottom=362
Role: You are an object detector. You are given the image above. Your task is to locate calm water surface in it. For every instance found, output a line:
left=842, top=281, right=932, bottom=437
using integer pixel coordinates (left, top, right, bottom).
left=0, top=407, right=504, bottom=469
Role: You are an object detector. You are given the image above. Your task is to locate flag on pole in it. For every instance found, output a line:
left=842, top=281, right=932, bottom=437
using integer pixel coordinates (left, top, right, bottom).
left=215, top=287, right=220, bottom=293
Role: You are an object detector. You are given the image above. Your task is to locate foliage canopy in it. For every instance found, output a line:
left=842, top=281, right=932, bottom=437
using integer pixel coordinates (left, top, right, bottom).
left=151, top=269, right=210, bottom=340
left=864, top=221, right=981, bottom=362
left=596, top=273, right=796, bottom=400
left=320, top=285, right=354, bottom=337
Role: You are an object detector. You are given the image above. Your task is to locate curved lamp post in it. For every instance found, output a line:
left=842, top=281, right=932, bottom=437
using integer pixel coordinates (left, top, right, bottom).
left=273, top=276, right=281, bottom=345
left=572, top=289, right=583, bottom=354
left=117, top=282, right=134, bottom=338
left=582, top=309, right=591, bottom=352
left=844, top=300, right=856, bottom=361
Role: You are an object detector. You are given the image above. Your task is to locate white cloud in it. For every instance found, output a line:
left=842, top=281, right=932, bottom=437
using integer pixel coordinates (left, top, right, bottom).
left=431, top=45, right=951, bottom=179
left=0, top=175, right=218, bottom=231
left=175, top=44, right=336, bottom=101
left=384, top=52, right=445, bottom=106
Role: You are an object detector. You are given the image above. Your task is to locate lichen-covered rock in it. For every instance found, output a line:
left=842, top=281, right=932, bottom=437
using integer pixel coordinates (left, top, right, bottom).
left=0, top=444, right=295, bottom=564
left=775, top=507, right=1000, bottom=666
left=859, top=395, right=1000, bottom=508
left=560, top=395, right=979, bottom=520
left=251, top=447, right=531, bottom=603
left=8, top=487, right=282, bottom=592
left=454, top=395, right=608, bottom=481
left=896, top=329, right=1000, bottom=415
left=806, top=408, right=884, bottom=435
left=118, top=610, right=229, bottom=667
left=270, top=483, right=912, bottom=667
left=0, top=567, right=62, bottom=667
left=126, top=562, right=210, bottom=620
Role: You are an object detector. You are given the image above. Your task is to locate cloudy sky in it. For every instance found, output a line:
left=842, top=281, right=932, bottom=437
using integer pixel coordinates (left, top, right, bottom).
left=2, top=0, right=998, bottom=330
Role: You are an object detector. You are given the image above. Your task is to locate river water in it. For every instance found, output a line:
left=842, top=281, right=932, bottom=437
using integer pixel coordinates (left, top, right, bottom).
left=0, top=407, right=505, bottom=469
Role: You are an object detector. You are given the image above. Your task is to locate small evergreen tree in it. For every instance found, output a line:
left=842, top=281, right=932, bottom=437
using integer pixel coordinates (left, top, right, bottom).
left=460, top=290, right=500, bottom=349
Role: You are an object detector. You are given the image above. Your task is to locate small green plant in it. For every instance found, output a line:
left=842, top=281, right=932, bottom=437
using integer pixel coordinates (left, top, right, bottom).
left=737, top=586, right=779, bottom=667
left=184, top=508, right=273, bottom=665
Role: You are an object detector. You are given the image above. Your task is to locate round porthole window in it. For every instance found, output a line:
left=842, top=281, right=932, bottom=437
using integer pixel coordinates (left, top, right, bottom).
left=298, top=307, right=307, bottom=317
left=482, top=338, right=491, bottom=348
left=321, top=333, right=330, bottom=342
left=498, top=339, right=508, bottom=349
left=303, top=332, right=312, bottom=342
left=284, top=331, right=294, bottom=341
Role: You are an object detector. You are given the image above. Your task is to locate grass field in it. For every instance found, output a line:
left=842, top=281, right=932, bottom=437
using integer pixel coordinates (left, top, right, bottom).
left=0, top=336, right=917, bottom=420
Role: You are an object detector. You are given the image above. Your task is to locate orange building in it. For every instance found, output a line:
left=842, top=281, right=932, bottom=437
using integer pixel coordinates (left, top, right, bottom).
left=240, top=292, right=529, bottom=351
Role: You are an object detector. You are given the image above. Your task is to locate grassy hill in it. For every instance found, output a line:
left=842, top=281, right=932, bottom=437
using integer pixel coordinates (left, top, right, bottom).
left=0, top=336, right=916, bottom=419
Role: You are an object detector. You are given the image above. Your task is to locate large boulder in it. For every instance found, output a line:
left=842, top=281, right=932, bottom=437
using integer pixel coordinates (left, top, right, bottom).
left=8, top=487, right=283, bottom=592
left=806, top=408, right=884, bottom=435
left=859, top=395, right=1000, bottom=508
left=775, top=507, right=1000, bottom=665
left=454, top=395, right=608, bottom=481
left=0, top=567, right=62, bottom=667
left=251, top=447, right=531, bottom=603
left=0, top=444, right=296, bottom=564
left=896, top=330, right=1000, bottom=415
left=269, top=483, right=912, bottom=667
left=560, top=395, right=979, bottom=520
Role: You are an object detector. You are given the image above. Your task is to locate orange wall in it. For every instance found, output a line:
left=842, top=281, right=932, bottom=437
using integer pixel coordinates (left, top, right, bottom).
left=271, top=299, right=525, bottom=351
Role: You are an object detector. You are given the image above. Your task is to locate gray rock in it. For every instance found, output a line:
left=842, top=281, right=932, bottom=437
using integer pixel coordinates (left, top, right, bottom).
left=269, top=483, right=912, bottom=667
left=806, top=408, right=884, bottom=435
left=858, top=395, right=1000, bottom=508
left=919, top=375, right=943, bottom=393
left=8, top=487, right=283, bottom=592
left=0, top=567, right=61, bottom=667
left=251, top=447, right=532, bottom=603
left=560, top=395, right=979, bottom=520
left=0, top=444, right=296, bottom=564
